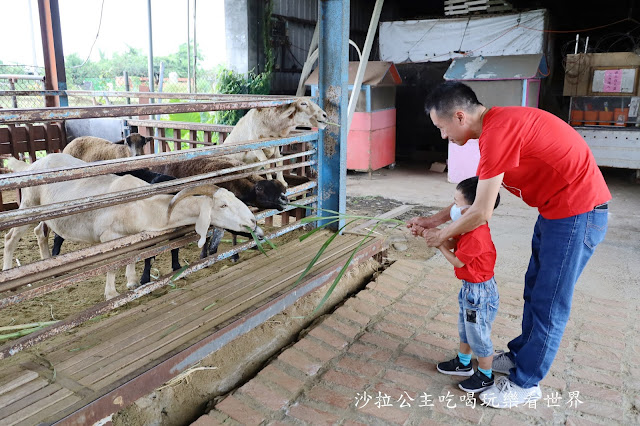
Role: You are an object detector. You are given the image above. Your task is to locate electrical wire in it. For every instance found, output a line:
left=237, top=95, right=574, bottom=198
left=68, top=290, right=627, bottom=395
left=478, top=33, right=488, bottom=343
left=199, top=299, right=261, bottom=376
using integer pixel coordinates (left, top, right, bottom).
left=517, top=17, right=640, bottom=34
left=70, top=0, right=106, bottom=69
left=286, top=44, right=304, bottom=68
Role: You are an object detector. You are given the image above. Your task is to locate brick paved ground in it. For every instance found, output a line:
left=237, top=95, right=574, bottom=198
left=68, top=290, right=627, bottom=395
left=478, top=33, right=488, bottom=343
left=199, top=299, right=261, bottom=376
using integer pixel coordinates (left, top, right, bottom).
left=192, top=257, right=640, bottom=425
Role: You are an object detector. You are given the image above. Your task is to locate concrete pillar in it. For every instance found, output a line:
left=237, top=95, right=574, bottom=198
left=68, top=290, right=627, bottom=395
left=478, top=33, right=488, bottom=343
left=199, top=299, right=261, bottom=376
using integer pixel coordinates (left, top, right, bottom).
left=224, top=0, right=259, bottom=75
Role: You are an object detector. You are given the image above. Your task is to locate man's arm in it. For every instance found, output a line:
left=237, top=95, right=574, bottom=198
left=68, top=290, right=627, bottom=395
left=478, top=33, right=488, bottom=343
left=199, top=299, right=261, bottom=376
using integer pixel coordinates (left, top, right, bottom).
left=424, top=173, right=504, bottom=247
left=406, top=204, right=453, bottom=236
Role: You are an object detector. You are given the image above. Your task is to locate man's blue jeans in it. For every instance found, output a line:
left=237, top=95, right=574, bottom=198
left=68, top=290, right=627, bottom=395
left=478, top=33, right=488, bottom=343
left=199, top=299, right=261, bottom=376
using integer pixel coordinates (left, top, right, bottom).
left=507, top=206, right=609, bottom=388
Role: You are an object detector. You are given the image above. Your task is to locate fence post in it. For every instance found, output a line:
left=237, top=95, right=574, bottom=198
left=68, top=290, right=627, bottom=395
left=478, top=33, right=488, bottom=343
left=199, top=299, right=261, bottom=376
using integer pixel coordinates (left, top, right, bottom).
left=317, top=0, right=349, bottom=231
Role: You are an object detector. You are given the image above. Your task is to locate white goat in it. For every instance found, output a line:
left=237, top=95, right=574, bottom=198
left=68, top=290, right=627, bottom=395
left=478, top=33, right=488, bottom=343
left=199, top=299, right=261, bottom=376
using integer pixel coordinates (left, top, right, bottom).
left=63, top=133, right=152, bottom=161
left=223, top=97, right=328, bottom=187
left=3, top=154, right=263, bottom=300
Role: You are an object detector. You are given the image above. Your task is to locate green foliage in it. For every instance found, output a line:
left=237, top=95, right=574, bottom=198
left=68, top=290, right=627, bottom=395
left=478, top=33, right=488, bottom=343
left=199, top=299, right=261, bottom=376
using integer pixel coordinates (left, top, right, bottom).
left=211, top=65, right=272, bottom=125
left=263, top=0, right=275, bottom=74
left=64, top=43, right=205, bottom=90
left=163, top=99, right=213, bottom=145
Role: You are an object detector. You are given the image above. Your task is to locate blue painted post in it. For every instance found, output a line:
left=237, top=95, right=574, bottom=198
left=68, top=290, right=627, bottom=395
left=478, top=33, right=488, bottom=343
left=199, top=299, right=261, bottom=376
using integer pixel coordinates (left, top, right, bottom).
left=317, top=0, right=349, bottom=231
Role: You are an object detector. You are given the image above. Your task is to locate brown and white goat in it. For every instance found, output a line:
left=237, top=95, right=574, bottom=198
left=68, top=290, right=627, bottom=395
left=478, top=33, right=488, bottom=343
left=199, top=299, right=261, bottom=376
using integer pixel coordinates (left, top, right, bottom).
left=223, top=97, right=328, bottom=187
left=63, top=133, right=153, bottom=161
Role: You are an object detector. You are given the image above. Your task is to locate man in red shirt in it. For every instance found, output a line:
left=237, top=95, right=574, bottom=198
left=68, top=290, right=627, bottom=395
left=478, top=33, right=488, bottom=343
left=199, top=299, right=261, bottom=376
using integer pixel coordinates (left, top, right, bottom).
left=408, top=82, right=610, bottom=408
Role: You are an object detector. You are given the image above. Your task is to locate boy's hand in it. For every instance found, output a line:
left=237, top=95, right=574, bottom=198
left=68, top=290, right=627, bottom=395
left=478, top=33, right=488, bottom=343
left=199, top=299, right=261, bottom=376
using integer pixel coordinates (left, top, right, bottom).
left=409, top=223, right=426, bottom=237
left=406, top=216, right=439, bottom=234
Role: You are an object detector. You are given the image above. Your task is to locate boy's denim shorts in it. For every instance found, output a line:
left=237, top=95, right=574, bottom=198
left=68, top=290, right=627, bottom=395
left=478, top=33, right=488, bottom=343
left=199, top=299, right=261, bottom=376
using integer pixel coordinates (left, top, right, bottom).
left=458, top=277, right=499, bottom=358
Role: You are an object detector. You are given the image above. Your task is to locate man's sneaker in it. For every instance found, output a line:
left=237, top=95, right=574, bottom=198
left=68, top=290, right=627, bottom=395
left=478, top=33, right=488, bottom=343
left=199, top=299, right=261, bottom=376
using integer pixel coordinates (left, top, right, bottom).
left=436, top=356, right=474, bottom=376
left=479, top=376, right=542, bottom=408
left=458, top=370, right=494, bottom=393
left=492, top=350, right=515, bottom=374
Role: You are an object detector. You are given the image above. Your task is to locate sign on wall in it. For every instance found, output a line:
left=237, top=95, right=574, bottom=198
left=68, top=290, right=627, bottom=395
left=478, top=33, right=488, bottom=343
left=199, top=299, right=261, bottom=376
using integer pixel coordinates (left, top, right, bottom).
left=590, top=67, right=638, bottom=95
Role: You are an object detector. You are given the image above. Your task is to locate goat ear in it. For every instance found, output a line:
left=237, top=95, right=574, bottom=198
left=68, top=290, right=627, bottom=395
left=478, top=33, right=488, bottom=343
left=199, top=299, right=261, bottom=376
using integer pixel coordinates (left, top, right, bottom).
left=145, top=136, right=154, bottom=144
left=279, top=103, right=297, bottom=119
left=194, top=203, right=212, bottom=248
left=113, top=139, right=125, bottom=145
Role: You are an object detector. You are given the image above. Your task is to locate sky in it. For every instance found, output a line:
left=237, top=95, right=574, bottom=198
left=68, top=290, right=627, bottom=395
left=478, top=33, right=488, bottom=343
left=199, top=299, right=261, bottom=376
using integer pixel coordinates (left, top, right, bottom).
left=0, top=0, right=227, bottom=72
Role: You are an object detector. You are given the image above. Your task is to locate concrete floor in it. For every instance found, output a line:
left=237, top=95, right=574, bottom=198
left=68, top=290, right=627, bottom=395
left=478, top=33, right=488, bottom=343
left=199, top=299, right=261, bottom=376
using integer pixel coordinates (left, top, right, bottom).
left=196, top=162, right=640, bottom=425
left=346, top=162, right=640, bottom=302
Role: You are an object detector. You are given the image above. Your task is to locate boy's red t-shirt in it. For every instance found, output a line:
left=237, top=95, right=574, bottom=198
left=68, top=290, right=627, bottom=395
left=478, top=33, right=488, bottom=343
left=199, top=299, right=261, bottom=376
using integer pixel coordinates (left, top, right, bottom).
left=477, top=107, right=611, bottom=219
left=454, top=223, right=496, bottom=283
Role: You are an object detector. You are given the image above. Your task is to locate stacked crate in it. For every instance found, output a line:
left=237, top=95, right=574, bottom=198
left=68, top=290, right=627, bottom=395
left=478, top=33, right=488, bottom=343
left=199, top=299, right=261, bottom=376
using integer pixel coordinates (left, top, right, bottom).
left=444, top=0, right=514, bottom=16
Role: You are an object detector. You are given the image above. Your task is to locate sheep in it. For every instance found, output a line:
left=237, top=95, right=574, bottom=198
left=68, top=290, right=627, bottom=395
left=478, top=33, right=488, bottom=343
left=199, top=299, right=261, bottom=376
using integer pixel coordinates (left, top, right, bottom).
left=222, top=97, right=328, bottom=187
left=155, top=156, right=288, bottom=211
left=64, top=134, right=287, bottom=266
left=62, top=133, right=153, bottom=161
left=51, top=168, right=181, bottom=285
left=155, top=156, right=288, bottom=261
left=3, top=153, right=263, bottom=300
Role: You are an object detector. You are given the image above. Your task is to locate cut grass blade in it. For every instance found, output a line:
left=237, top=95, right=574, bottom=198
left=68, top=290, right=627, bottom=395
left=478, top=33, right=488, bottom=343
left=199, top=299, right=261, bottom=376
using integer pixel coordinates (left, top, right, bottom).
left=245, top=226, right=277, bottom=256
left=312, top=222, right=381, bottom=313
left=292, top=219, right=358, bottom=289
left=246, top=226, right=267, bottom=256
left=0, top=326, right=44, bottom=342
left=289, top=202, right=410, bottom=313
left=299, top=218, right=341, bottom=242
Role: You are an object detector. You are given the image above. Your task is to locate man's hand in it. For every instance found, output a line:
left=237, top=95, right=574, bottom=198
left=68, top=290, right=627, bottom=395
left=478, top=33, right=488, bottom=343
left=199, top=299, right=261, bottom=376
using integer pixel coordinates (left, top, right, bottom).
left=406, top=216, right=440, bottom=236
left=422, top=228, right=445, bottom=247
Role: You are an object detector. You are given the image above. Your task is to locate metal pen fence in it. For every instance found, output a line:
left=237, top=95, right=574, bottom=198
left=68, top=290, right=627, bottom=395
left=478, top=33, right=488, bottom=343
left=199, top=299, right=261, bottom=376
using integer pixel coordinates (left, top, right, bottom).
left=0, top=74, right=46, bottom=109
left=0, top=92, right=318, bottom=358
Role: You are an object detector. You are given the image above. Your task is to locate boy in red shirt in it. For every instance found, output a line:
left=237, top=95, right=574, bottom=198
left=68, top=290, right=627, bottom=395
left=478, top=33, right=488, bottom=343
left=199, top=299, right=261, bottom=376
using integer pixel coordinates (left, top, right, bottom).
left=429, top=176, right=501, bottom=393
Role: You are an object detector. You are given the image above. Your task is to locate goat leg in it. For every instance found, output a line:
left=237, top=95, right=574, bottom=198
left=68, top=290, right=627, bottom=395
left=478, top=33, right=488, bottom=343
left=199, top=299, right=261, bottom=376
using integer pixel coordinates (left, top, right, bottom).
left=230, top=233, right=240, bottom=263
left=105, top=271, right=119, bottom=299
left=52, top=233, right=64, bottom=256
left=34, top=222, right=51, bottom=259
left=3, top=226, right=31, bottom=270
left=140, top=257, right=154, bottom=285
left=125, top=263, right=138, bottom=290
left=202, top=227, right=225, bottom=259
left=170, top=248, right=181, bottom=271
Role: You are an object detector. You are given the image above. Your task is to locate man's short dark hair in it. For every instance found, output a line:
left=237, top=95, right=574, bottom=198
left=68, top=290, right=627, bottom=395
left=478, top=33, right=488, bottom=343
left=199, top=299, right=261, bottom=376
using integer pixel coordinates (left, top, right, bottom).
left=424, top=81, right=483, bottom=117
left=456, top=176, right=500, bottom=209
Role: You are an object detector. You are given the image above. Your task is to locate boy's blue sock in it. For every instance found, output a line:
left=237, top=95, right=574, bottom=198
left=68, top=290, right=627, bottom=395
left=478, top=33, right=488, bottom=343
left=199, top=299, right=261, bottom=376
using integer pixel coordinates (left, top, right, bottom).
left=458, top=352, right=471, bottom=366
left=478, top=366, right=492, bottom=378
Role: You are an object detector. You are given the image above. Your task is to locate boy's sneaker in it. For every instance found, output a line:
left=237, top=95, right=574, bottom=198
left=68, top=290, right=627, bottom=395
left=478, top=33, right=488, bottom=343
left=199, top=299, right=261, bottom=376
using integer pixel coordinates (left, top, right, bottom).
left=436, top=356, right=474, bottom=376
left=492, top=350, right=515, bottom=374
left=479, top=376, right=542, bottom=408
left=458, top=370, right=494, bottom=393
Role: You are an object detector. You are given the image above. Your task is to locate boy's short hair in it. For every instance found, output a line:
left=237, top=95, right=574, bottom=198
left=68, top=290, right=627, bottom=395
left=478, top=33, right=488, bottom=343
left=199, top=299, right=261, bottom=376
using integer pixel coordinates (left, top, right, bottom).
left=424, top=81, right=483, bottom=117
left=456, top=176, right=500, bottom=209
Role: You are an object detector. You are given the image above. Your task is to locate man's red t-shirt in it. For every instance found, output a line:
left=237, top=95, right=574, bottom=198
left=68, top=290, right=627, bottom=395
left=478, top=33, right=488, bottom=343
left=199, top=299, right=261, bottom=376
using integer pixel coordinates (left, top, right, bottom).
left=454, top=223, right=496, bottom=283
left=477, top=107, right=611, bottom=219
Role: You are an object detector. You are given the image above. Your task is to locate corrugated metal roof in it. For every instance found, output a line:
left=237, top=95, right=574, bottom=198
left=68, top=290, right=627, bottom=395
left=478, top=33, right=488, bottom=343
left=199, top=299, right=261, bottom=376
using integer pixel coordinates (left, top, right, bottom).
left=443, top=54, right=548, bottom=80
left=270, top=0, right=376, bottom=93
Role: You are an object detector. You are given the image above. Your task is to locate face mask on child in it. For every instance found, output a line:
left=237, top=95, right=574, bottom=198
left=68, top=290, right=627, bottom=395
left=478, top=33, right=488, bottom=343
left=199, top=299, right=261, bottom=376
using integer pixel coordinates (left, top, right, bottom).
left=450, top=204, right=471, bottom=222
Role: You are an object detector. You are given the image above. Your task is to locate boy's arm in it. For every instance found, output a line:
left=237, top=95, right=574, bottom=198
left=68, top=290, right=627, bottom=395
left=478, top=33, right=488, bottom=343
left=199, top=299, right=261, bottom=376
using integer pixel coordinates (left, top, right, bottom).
left=437, top=245, right=465, bottom=268
left=441, top=238, right=457, bottom=251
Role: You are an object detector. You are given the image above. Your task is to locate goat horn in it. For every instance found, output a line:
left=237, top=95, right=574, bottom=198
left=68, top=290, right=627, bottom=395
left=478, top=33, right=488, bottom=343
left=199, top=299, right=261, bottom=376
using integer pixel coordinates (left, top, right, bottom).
left=167, top=184, right=221, bottom=220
